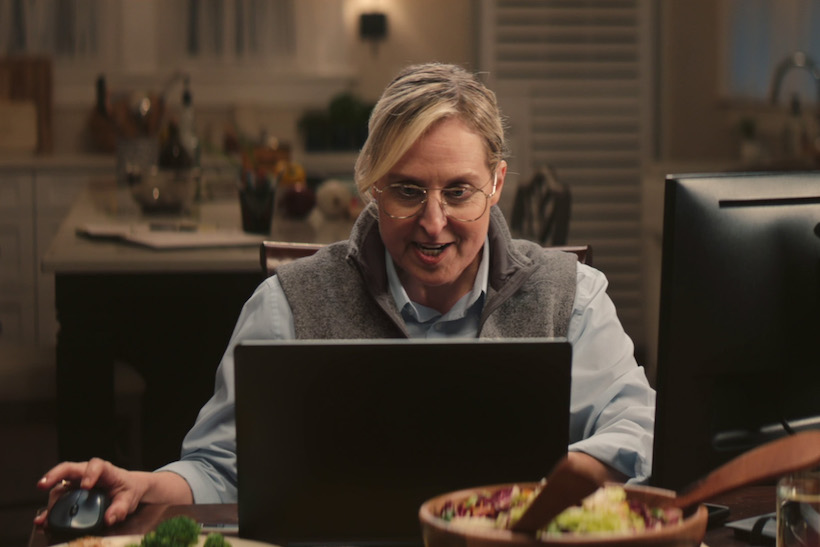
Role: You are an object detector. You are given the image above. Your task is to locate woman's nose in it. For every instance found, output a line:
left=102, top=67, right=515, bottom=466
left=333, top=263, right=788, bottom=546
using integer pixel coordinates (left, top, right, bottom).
left=418, top=192, right=448, bottom=234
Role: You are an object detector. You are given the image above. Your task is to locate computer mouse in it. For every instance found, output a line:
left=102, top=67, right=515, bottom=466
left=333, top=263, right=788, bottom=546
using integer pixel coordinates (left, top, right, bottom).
left=47, top=487, right=110, bottom=537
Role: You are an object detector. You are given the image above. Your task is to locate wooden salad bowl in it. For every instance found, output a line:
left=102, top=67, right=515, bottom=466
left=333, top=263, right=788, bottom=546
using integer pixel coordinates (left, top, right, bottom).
left=418, top=482, right=708, bottom=547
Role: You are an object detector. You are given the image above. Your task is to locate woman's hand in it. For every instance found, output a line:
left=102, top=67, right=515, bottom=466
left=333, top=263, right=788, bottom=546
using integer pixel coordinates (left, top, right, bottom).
left=33, top=458, right=193, bottom=528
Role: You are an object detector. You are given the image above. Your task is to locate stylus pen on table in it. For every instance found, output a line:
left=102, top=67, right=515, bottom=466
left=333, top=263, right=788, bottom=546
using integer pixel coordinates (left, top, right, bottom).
left=200, top=523, right=240, bottom=534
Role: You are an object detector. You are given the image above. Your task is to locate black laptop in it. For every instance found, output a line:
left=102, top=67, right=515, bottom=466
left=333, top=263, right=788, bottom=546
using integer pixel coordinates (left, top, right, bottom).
left=234, top=338, right=572, bottom=547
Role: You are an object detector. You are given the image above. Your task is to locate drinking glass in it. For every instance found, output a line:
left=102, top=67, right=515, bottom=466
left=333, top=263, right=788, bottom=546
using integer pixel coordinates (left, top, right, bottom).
left=777, top=470, right=820, bottom=547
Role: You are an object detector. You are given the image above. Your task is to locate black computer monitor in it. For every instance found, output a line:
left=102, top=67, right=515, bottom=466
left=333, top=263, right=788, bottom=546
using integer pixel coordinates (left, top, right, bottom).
left=652, top=171, right=820, bottom=491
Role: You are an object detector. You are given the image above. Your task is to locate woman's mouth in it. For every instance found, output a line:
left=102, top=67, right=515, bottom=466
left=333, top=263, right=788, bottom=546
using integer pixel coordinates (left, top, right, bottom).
left=415, top=242, right=450, bottom=257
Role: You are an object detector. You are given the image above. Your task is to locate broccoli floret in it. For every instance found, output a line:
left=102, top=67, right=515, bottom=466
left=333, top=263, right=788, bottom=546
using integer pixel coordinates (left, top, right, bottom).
left=203, top=532, right=232, bottom=547
left=140, top=515, right=202, bottom=547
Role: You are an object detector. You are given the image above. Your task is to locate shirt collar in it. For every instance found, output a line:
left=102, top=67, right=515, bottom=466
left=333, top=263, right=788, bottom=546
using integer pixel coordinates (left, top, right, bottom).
left=386, top=237, right=490, bottom=322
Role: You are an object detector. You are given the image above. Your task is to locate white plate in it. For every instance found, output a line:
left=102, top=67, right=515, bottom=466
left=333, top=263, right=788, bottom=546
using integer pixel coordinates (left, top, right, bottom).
left=53, top=534, right=280, bottom=547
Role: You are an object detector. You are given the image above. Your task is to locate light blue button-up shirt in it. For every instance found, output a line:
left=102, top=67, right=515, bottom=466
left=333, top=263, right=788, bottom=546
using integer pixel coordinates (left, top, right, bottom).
left=389, top=242, right=489, bottom=339
left=159, top=241, right=655, bottom=503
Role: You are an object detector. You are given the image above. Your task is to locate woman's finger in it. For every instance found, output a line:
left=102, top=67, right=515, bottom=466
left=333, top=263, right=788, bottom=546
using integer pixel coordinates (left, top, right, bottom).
left=32, top=506, right=48, bottom=526
left=37, top=461, right=87, bottom=491
left=79, top=458, right=110, bottom=489
left=33, top=473, right=85, bottom=526
left=47, top=480, right=73, bottom=505
left=104, top=491, right=138, bottom=526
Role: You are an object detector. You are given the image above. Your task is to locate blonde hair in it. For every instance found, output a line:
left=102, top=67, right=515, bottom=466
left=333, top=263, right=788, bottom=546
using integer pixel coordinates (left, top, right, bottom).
left=354, top=63, right=507, bottom=204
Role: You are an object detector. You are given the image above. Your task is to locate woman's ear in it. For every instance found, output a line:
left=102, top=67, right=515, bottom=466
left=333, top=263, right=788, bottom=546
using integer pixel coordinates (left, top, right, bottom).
left=490, top=160, right=507, bottom=206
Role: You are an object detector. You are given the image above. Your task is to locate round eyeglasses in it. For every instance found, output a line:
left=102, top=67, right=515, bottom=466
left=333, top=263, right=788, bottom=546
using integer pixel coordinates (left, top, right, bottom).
left=372, top=173, right=497, bottom=222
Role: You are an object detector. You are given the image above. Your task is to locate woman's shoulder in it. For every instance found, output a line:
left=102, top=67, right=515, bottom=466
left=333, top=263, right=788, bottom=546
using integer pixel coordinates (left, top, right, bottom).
left=276, top=240, right=351, bottom=274
left=573, top=261, right=609, bottom=306
left=508, top=238, right=578, bottom=266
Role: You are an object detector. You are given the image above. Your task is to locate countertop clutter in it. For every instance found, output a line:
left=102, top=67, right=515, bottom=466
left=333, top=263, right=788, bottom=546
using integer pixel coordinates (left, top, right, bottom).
left=44, top=177, right=356, bottom=272
left=0, top=56, right=53, bottom=155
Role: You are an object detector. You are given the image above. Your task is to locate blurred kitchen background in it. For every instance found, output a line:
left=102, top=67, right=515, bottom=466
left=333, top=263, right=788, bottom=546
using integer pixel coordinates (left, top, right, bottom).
left=2, top=0, right=820, bottom=544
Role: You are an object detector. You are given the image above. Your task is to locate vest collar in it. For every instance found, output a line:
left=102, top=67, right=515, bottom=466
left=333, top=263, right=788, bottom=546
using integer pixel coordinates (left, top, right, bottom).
left=346, top=203, right=536, bottom=296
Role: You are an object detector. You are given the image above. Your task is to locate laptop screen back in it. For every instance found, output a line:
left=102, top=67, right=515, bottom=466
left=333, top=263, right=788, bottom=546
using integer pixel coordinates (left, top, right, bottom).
left=235, top=338, right=572, bottom=546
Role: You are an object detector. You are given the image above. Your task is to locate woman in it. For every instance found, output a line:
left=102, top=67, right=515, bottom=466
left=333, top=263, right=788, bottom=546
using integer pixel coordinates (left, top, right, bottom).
left=36, top=62, right=654, bottom=527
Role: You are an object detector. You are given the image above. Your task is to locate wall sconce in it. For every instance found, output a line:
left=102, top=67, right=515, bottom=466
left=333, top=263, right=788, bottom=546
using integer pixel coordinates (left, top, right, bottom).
left=359, top=12, right=388, bottom=45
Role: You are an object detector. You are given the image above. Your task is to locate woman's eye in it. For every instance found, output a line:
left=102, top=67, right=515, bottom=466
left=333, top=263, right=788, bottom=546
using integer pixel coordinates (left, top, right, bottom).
left=443, top=186, right=475, bottom=202
left=392, top=184, right=425, bottom=200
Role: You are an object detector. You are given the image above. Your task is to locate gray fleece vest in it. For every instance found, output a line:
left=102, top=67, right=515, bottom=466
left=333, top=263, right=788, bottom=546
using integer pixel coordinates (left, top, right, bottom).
left=276, top=205, right=577, bottom=339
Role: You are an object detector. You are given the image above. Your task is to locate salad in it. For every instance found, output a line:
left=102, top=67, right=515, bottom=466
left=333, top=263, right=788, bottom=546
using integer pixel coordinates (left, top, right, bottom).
left=438, top=484, right=683, bottom=537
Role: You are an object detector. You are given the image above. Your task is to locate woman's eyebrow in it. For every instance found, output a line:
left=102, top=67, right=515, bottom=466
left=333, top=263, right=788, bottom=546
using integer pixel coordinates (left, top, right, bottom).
left=383, top=172, right=482, bottom=185
left=383, top=173, right=423, bottom=184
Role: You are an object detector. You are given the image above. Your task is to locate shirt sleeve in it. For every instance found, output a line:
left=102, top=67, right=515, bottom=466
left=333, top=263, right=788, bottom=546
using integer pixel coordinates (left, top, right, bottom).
left=566, top=262, right=656, bottom=484
left=156, top=275, right=295, bottom=503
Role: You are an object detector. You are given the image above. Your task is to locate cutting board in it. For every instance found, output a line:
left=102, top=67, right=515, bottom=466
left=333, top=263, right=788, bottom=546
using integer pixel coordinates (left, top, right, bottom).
left=0, top=56, right=53, bottom=153
left=0, top=100, right=38, bottom=153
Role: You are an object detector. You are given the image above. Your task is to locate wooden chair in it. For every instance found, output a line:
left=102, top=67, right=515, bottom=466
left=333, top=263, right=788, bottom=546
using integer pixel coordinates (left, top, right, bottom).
left=260, top=241, right=326, bottom=277
left=510, top=164, right=572, bottom=246
left=260, top=241, right=591, bottom=277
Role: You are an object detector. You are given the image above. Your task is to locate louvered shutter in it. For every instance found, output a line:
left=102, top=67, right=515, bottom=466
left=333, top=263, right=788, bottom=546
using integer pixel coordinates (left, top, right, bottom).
left=480, top=0, right=653, bottom=363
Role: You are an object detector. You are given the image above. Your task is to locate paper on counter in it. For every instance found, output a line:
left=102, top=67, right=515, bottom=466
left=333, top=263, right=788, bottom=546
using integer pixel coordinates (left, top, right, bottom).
left=76, top=222, right=265, bottom=249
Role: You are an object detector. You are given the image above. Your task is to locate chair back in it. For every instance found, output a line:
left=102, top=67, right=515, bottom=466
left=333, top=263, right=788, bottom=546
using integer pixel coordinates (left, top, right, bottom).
left=510, top=165, right=571, bottom=246
left=260, top=241, right=591, bottom=277
left=259, top=242, right=326, bottom=277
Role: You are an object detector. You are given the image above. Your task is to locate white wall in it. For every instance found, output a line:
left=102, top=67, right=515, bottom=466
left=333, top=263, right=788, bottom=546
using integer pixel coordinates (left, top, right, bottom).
left=49, top=0, right=477, bottom=156
left=344, top=0, right=477, bottom=102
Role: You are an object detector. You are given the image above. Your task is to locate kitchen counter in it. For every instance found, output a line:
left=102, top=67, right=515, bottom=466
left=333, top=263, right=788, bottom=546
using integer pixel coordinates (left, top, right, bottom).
left=42, top=180, right=261, bottom=274
left=42, top=178, right=353, bottom=273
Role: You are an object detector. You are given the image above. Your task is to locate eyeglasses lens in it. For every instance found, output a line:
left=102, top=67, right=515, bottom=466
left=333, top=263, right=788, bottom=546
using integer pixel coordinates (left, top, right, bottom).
left=379, top=184, right=489, bottom=222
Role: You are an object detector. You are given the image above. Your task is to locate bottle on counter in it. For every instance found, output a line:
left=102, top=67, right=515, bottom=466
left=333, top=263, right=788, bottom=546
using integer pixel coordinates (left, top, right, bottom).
left=783, top=94, right=808, bottom=160
left=158, top=121, right=193, bottom=170
left=178, top=80, right=200, bottom=167
left=95, top=74, right=108, bottom=117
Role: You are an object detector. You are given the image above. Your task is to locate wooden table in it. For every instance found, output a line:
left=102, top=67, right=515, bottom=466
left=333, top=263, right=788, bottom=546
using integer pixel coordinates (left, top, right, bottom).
left=41, top=179, right=353, bottom=470
left=704, top=485, right=776, bottom=546
left=28, top=485, right=777, bottom=547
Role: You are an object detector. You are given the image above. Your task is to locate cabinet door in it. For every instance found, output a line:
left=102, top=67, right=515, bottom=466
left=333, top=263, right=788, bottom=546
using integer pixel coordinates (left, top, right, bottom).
left=35, top=173, right=89, bottom=255
left=0, top=172, right=36, bottom=345
left=0, top=292, right=36, bottom=346
left=0, top=174, right=35, bottom=286
left=35, top=168, right=113, bottom=346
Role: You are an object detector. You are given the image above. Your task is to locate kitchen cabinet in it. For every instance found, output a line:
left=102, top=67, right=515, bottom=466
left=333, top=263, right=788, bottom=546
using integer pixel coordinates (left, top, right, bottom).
left=35, top=168, right=114, bottom=345
left=0, top=157, right=115, bottom=347
left=0, top=172, right=36, bottom=345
